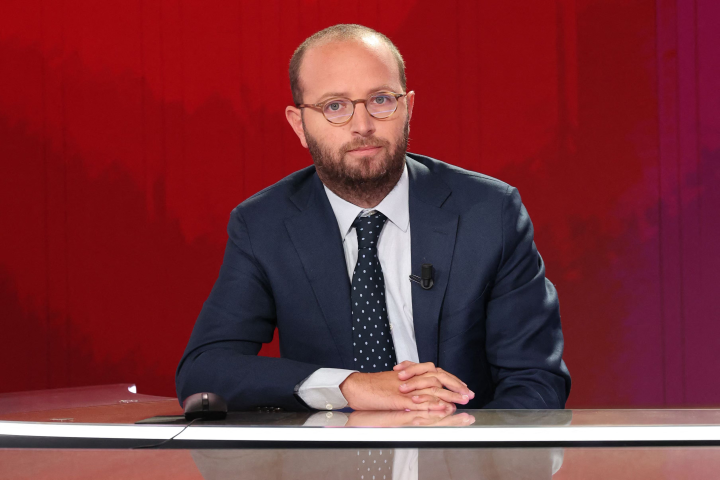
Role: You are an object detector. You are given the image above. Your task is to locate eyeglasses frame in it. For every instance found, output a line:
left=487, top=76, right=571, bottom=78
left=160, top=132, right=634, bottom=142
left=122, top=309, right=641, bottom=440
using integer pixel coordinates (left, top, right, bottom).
left=295, top=91, right=408, bottom=125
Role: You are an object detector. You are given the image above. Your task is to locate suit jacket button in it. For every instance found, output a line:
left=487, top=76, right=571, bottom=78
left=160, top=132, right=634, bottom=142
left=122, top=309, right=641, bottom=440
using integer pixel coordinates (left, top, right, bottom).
left=326, top=403, right=333, bottom=410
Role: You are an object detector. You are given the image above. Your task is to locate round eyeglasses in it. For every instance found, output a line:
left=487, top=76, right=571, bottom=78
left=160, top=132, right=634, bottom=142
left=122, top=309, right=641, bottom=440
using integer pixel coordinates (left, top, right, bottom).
left=296, top=92, right=407, bottom=125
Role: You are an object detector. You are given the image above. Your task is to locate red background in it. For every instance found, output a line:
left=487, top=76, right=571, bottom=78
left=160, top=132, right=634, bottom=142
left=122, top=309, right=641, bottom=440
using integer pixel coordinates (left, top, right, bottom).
left=1, top=0, right=718, bottom=408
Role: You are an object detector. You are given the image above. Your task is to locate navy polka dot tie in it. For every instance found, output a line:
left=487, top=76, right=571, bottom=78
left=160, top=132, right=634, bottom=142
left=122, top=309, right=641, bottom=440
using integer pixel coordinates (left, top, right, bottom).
left=351, top=211, right=395, bottom=372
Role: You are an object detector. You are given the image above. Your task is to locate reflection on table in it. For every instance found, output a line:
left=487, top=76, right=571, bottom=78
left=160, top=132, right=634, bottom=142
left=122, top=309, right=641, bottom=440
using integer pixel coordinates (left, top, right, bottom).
left=187, top=409, right=566, bottom=479
left=191, top=447, right=564, bottom=480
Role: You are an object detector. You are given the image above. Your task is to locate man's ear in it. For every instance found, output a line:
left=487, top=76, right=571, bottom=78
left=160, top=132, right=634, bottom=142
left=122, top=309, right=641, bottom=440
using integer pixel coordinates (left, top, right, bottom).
left=285, top=106, right=309, bottom=149
left=406, top=90, right=415, bottom=120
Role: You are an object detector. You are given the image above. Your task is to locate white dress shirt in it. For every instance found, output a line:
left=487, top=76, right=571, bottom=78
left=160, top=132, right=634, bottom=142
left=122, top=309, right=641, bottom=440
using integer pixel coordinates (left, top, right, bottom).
left=297, top=163, right=419, bottom=410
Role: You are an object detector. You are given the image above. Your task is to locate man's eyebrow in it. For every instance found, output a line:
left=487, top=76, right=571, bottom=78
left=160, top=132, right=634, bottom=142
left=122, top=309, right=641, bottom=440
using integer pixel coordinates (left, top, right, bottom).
left=315, top=85, right=398, bottom=102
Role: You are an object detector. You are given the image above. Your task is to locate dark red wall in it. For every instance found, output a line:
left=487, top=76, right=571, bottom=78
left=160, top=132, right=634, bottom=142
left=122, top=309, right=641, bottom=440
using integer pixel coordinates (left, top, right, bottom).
left=1, top=0, right=719, bottom=407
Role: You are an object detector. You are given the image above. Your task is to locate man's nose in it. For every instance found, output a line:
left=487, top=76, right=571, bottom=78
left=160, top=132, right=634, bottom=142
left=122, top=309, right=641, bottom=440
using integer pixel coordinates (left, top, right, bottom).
left=350, top=102, right=376, bottom=137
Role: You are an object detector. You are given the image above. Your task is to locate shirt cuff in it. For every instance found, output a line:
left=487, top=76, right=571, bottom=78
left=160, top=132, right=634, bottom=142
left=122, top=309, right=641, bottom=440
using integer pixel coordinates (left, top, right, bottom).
left=296, top=368, right=358, bottom=410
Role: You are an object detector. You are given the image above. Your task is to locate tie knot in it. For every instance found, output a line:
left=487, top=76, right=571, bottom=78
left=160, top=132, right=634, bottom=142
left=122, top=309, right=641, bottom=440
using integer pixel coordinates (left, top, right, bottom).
left=353, top=211, right=387, bottom=250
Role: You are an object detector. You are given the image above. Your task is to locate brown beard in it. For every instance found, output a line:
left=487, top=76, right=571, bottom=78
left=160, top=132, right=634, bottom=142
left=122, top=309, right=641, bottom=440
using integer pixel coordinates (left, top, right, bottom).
left=304, top=116, right=409, bottom=207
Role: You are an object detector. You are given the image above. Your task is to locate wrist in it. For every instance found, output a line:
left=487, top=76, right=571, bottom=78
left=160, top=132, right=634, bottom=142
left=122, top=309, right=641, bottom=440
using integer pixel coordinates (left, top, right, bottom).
left=340, top=372, right=360, bottom=406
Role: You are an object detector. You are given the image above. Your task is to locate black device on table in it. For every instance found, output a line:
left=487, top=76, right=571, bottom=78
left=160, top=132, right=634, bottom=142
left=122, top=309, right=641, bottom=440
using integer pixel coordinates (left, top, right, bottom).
left=183, top=392, right=228, bottom=420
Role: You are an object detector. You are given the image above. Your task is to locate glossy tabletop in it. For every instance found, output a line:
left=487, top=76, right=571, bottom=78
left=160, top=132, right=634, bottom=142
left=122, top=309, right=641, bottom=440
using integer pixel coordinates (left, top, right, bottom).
left=2, top=385, right=720, bottom=479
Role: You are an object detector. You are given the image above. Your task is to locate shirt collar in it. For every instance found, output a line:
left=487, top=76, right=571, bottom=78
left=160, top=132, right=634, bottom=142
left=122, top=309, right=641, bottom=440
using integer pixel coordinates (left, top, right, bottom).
left=323, top=161, right=410, bottom=239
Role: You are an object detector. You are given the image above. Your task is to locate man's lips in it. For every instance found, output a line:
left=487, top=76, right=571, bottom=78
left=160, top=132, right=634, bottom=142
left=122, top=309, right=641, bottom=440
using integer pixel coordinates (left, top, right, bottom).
left=348, top=146, right=381, bottom=153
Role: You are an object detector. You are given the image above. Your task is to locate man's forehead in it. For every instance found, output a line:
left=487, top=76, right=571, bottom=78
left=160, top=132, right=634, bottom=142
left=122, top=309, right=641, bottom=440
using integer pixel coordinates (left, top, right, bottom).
left=300, top=38, right=401, bottom=99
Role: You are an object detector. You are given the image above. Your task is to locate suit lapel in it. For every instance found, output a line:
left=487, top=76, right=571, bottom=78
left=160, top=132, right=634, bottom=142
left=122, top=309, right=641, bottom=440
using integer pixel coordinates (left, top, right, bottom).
left=284, top=174, right=354, bottom=369
left=407, top=158, right=459, bottom=365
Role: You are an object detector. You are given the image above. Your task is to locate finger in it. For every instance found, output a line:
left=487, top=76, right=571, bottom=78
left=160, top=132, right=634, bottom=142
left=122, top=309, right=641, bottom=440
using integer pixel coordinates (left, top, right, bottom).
left=436, top=367, right=468, bottom=387
left=392, top=360, right=416, bottom=371
left=400, top=370, right=473, bottom=397
left=420, top=409, right=453, bottom=420
left=399, top=375, right=443, bottom=393
left=397, top=362, right=437, bottom=380
left=433, top=371, right=474, bottom=397
left=421, top=368, right=471, bottom=395
left=401, top=375, right=473, bottom=400
left=425, top=399, right=455, bottom=412
left=410, top=387, right=470, bottom=405
left=401, top=395, right=453, bottom=412
left=409, top=394, right=457, bottom=411
left=410, top=388, right=469, bottom=406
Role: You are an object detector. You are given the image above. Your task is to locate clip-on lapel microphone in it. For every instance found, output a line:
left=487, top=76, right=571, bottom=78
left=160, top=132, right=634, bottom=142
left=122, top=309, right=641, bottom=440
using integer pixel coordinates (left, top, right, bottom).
left=409, top=263, right=434, bottom=290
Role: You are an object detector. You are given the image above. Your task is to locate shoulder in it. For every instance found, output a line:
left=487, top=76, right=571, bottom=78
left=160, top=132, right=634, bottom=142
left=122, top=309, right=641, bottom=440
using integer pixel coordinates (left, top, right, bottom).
left=406, top=152, right=513, bottom=210
left=230, top=164, right=317, bottom=220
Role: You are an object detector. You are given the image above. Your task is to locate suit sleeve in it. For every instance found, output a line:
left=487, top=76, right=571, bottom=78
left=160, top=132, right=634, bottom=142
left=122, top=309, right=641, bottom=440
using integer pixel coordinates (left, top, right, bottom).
left=482, top=186, right=571, bottom=409
left=175, top=208, right=323, bottom=411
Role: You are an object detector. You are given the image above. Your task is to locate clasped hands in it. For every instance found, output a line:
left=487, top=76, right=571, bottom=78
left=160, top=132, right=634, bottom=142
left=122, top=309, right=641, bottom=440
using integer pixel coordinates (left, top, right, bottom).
left=339, top=361, right=474, bottom=411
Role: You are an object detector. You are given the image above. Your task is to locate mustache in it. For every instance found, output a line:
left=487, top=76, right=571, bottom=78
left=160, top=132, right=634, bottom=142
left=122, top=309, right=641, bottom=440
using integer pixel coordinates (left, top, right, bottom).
left=341, top=137, right=390, bottom=155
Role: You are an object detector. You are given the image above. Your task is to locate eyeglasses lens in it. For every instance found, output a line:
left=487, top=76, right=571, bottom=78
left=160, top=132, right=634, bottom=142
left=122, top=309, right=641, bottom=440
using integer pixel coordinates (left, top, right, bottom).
left=366, top=94, right=398, bottom=118
left=323, top=99, right=353, bottom=124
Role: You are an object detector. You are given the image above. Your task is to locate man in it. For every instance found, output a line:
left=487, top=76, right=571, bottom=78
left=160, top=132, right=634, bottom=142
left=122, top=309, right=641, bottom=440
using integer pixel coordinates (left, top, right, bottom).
left=176, top=24, right=571, bottom=412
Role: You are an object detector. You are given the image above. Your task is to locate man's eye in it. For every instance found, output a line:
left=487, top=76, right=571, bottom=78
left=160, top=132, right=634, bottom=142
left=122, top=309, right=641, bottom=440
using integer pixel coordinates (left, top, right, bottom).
left=328, top=102, right=341, bottom=111
left=373, top=96, right=390, bottom=104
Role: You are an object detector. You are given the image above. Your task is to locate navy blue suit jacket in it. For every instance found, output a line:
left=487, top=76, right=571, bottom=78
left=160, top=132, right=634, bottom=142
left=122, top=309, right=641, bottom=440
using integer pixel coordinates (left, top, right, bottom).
left=176, top=153, right=571, bottom=410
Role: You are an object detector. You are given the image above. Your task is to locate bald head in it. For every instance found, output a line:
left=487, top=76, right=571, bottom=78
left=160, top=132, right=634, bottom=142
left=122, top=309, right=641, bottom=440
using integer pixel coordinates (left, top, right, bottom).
left=289, top=24, right=406, bottom=105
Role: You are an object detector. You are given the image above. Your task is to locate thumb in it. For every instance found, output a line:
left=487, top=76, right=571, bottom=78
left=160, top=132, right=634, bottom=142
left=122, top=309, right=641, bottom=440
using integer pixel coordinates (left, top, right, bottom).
left=392, top=360, right=416, bottom=371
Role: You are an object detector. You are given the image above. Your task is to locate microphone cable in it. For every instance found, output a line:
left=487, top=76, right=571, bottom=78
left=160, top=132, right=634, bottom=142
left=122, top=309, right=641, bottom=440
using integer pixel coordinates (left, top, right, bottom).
left=133, top=417, right=200, bottom=449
